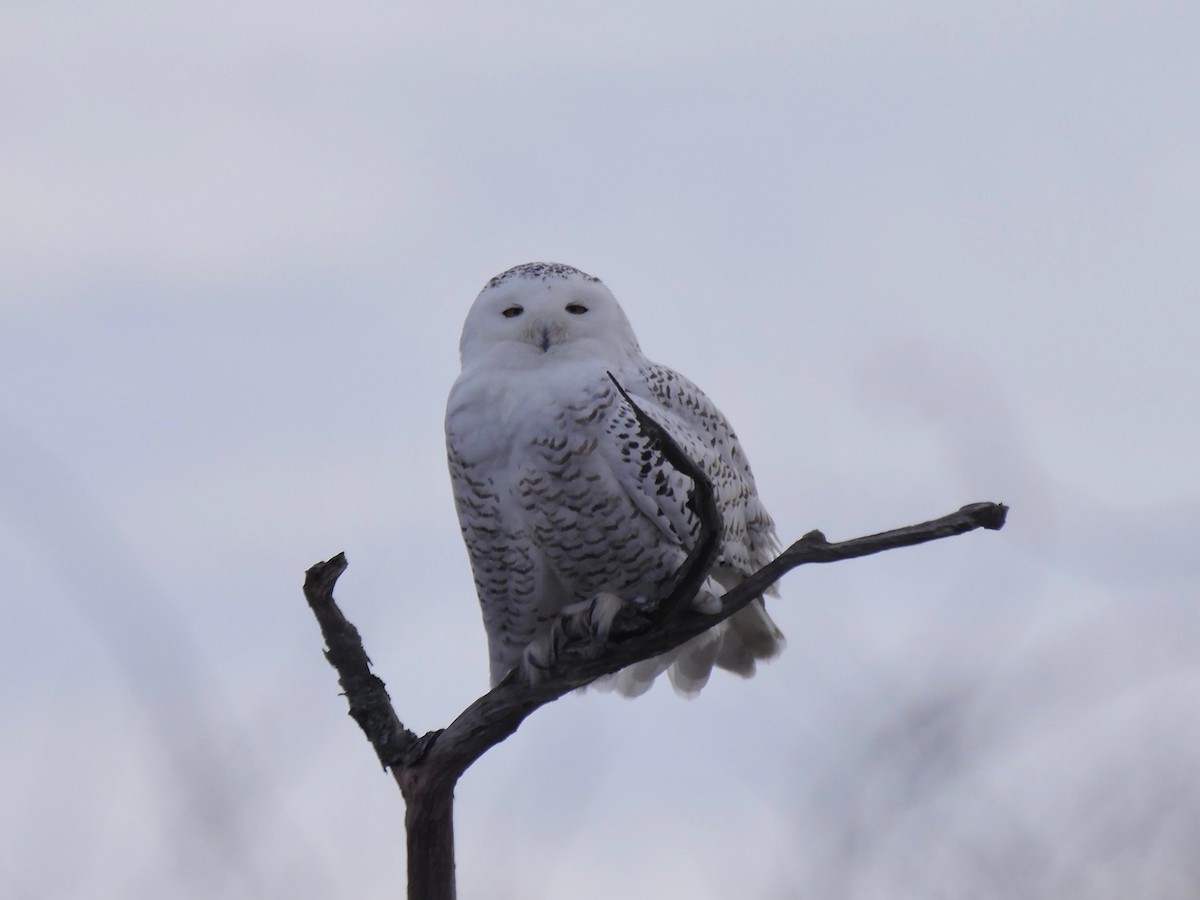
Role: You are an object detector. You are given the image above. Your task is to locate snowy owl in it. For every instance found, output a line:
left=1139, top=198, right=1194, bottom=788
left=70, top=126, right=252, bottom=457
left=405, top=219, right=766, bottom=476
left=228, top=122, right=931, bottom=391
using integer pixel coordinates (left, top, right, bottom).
left=446, top=262, right=784, bottom=697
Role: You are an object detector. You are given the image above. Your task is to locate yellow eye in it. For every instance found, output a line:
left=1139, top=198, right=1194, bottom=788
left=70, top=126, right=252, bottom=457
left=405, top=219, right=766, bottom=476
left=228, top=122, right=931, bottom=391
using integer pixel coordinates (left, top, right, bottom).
left=565, top=303, right=588, bottom=315
left=502, top=306, right=523, bottom=318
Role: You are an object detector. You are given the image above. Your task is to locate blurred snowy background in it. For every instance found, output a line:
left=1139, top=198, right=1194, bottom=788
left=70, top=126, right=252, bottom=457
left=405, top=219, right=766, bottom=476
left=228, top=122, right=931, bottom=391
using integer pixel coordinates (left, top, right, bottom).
left=2, top=2, right=1198, bottom=898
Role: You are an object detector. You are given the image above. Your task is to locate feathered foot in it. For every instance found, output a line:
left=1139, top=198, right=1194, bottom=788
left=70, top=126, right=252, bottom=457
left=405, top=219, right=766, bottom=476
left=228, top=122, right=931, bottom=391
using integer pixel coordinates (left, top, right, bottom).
left=522, top=592, right=627, bottom=683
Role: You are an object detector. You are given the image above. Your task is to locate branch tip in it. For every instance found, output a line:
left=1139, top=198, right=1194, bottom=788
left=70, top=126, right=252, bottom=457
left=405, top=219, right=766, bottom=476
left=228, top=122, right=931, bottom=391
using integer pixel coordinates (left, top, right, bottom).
left=960, top=502, right=1008, bottom=530
left=304, top=551, right=348, bottom=595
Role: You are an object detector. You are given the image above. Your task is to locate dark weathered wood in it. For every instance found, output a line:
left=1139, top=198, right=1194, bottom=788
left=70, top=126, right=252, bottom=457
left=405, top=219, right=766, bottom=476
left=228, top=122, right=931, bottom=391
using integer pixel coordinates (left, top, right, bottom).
left=302, top=386, right=1008, bottom=899
left=303, top=552, right=417, bottom=770
left=398, top=767, right=457, bottom=900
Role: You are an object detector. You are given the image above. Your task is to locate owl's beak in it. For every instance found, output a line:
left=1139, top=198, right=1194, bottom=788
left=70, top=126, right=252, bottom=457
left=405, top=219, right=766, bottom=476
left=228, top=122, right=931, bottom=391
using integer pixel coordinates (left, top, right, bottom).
left=524, top=319, right=560, bottom=353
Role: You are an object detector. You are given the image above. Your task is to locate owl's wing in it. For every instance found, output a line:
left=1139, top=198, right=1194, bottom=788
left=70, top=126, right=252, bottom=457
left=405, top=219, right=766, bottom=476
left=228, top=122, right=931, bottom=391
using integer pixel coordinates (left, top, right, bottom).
left=596, top=363, right=784, bottom=694
left=622, top=363, right=780, bottom=584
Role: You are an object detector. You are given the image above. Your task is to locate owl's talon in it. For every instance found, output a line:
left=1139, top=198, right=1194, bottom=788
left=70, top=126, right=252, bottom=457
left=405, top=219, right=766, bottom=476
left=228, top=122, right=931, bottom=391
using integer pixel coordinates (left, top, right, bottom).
left=521, top=591, right=628, bottom=683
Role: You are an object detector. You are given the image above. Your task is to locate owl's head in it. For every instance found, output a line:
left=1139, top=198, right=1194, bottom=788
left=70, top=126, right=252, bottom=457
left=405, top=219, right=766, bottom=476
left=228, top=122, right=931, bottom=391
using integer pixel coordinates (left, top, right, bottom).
left=459, top=263, right=641, bottom=370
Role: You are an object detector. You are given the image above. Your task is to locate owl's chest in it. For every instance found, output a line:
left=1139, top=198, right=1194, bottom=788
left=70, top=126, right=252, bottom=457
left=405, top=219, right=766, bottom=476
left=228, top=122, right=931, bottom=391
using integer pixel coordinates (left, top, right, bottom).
left=505, top=400, right=615, bottom=529
left=449, top=366, right=617, bottom=468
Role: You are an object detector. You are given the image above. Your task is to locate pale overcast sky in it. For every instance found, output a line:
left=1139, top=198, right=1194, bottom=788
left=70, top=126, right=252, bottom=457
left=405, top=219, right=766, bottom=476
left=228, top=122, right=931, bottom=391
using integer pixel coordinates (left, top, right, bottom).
left=2, top=3, right=1198, bottom=898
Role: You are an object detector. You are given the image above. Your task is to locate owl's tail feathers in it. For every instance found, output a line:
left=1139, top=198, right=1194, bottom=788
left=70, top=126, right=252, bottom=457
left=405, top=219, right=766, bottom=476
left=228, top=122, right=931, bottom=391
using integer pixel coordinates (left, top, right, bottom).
left=614, top=654, right=674, bottom=697
left=717, top=598, right=786, bottom=676
left=667, top=629, right=722, bottom=696
left=602, top=630, right=721, bottom=698
left=598, top=597, right=784, bottom=699
left=669, top=596, right=784, bottom=694
left=587, top=651, right=669, bottom=696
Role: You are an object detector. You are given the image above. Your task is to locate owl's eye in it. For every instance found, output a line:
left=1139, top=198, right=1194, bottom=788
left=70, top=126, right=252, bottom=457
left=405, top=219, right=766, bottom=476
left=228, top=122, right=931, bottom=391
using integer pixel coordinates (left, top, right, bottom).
left=502, top=305, right=524, bottom=318
left=565, top=303, right=588, bottom=315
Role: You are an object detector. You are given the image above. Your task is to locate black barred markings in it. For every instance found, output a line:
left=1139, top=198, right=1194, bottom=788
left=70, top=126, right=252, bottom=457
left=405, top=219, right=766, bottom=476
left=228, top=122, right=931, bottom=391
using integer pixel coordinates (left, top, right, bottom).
left=637, top=363, right=779, bottom=581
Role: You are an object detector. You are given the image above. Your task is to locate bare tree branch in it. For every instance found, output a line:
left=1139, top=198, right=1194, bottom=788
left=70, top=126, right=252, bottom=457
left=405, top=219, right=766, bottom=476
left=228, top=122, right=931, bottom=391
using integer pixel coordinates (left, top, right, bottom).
left=301, top=385, right=1008, bottom=900
left=303, top=552, right=417, bottom=770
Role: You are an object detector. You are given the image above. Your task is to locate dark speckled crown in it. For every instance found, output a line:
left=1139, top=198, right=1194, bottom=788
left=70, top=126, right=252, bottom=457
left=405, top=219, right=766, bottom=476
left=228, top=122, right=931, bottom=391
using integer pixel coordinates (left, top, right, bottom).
left=486, top=262, right=601, bottom=290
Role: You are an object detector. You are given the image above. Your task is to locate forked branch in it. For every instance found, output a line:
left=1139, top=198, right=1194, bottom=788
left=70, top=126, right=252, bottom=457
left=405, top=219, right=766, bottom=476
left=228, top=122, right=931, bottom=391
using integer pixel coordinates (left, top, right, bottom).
left=301, top=386, right=1007, bottom=900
